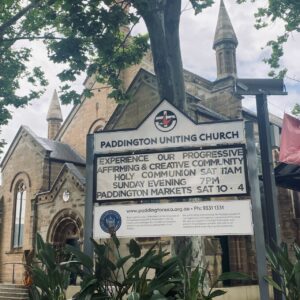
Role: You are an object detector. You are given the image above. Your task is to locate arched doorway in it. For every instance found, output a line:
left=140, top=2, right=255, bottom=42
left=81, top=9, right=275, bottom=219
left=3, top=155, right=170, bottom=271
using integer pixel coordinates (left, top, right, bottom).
left=47, top=209, right=83, bottom=284
left=47, top=209, right=83, bottom=248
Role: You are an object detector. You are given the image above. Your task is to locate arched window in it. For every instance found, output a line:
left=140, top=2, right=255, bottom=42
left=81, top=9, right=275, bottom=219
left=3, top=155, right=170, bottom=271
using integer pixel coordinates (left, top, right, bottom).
left=13, top=182, right=26, bottom=248
left=93, top=125, right=104, bottom=133
left=88, top=119, right=106, bottom=134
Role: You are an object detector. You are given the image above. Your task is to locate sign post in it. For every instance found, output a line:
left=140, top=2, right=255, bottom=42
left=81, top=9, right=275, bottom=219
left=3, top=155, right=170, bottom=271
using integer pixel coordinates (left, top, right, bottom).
left=245, top=122, right=269, bottom=300
left=84, top=134, right=94, bottom=258
left=235, top=79, right=287, bottom=300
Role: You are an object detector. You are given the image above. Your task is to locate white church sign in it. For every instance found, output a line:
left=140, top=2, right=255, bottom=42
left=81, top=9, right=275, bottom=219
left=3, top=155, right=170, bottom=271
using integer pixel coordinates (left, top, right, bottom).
left=94, top=100, right=248, bottom=201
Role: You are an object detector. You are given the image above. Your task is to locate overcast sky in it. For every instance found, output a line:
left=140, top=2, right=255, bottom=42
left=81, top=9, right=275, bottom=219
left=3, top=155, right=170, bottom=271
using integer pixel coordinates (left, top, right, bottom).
left=1, top=0, right=300, bottom=158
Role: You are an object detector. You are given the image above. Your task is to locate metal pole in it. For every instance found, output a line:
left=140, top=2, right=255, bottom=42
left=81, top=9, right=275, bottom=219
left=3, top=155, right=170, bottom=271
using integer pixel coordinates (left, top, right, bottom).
left=84, top=134, right=94, bottom=258
left=256, top=94, right=282, bottom=300
left=245, top=121, right=269, bottom=300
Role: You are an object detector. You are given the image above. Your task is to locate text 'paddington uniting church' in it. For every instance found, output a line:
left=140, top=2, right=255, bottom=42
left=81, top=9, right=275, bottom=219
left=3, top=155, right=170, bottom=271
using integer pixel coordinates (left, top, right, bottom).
left=99, top=130, right=240, bottom=149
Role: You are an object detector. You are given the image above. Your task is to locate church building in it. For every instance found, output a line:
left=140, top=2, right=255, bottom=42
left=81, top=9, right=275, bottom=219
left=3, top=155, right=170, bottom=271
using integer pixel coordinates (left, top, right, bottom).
left=0, top=1, right=297, bottom=297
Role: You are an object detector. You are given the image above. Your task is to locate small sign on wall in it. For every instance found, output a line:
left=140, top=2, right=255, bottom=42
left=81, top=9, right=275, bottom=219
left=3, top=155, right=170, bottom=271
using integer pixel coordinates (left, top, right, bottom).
left=93, top=200, right=253, bottom=239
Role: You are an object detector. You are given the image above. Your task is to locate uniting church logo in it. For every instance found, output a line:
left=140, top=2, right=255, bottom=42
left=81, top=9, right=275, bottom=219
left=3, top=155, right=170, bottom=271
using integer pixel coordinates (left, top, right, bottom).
left=154, top=110, right=177, bottom=132
left=100, top=210, right=122, bottom=234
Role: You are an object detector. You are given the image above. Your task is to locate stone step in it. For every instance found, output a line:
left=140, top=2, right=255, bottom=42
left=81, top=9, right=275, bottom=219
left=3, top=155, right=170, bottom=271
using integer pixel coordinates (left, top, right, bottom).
left=0, top=284, right=29, bottom=300
left=0, top=296, right=29, bottom=299
left=0, top=291, right=28, bottom=296
left=0, top=286, right=28, bottom=292
left=0, top=296, right=29, bottom=300
left=0, top=298, right=29, bottom=300
left=0, top=284, right=27, bottom=289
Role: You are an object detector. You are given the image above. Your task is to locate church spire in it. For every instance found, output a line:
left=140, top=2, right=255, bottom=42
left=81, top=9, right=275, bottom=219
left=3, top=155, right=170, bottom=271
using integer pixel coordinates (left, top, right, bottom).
left=46, top=90, right=63, bottom=140
left=213, top=0, right=238, bottom=79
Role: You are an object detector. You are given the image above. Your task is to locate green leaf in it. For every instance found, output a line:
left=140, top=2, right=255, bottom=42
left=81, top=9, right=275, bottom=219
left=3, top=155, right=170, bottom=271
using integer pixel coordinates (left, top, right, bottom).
left=127, top=244, right=157, bottom=276
left=294, top=261, right=300, bottom=291
left=189, top=265, right=201, bottom=298
left=111, top=233, right=121, bottom=248
left=190, top=0, right=214, bottom=14
left=264, top=276, right=283, bottom=292
left=116, top=255, right=132, bottom=268
left=36, top=232, right=45, bottom=253
left=31, top=268, right=51, bottom=295
left=148, top=261, right=179, bottom=292
left=218, top=272, right=250, bottom=282
left=128, top=292, right=140, bottom=300
left=91, top=239, right=107, bottom=258
left=208, top=289, right=227, bottom=298
left=150, top=290, right=167, bottom=300
left=158, top=283, right=176, bottom=295
left=266, top=245, right=279, bottom=270
left=65, top=244, right=93, bottom=271
left=129, top=239, right=141, bottom=258
left=78, top=278, right=98, bottom=295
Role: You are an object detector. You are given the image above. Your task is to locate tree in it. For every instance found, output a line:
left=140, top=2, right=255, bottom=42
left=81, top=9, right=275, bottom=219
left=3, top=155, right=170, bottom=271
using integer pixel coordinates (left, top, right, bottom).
left=1, top=0, right=214, bottom=270
left=292, top=103, right=300, bottom=117
left=0, top=1, right=48, bottom=141
left=0, top=0, right=145, bottom=145
left=238, top=0, right=300, bottom=78
left=0, top=0, right=213, bottom=132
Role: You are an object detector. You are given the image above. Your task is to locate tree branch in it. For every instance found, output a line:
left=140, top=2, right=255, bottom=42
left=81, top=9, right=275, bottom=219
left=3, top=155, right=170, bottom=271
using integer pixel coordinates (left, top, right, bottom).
left=1, top=35, right=64, bottom=42
left=286, top=75, right=300, bottom=83
left=0, top=1, right=41, bottom=37
left=115, top=17, right=141, bottom=53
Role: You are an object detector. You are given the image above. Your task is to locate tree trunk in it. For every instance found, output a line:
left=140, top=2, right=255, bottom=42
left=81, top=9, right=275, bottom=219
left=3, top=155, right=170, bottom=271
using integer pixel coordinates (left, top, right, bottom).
left=136, top=0, right=186, bottom=111
left=134, top=0, right=206, bottom=288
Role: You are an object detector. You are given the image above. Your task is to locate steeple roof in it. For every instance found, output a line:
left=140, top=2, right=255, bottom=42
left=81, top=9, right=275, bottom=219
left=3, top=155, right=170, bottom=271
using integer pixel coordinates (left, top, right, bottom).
left=213, top=0, right=238, bottom=49
left=46, top=90, right=63, bottom=121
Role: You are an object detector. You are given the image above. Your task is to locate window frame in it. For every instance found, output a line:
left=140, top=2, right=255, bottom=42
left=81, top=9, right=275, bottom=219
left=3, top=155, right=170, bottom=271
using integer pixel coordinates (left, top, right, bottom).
left=12, top=182, right=26, bottom=249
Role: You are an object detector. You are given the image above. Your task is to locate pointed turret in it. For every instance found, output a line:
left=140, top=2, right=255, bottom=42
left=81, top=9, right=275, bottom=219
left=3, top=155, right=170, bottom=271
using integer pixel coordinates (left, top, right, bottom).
left=213, top=0, right=238, bottom=79
left=46, top=90, right=63, bottom=140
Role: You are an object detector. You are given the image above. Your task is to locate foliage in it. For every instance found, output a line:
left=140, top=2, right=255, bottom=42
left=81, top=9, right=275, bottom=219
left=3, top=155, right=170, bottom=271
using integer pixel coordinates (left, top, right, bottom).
left=27, top=233, right=250, bottom=300
left=237, top=0, right=300, bottom=78
left=0, top=1, right=48, bottom=128
left=28, top=233, right=71, bottom=300
left=0, top=0, right=215, bottom=152
left=62, top=234, right=249, bottom=300
left=175, top=242, right=249, bottom=300
left=0, top=0, right=149, bottom=114
left=291, top=103, right=300, bottom=117
left=264, top=242, right=300, bottom=300
left=64, top=234, right=182, bottom=300
left=0, top=130, right=6, bottom=154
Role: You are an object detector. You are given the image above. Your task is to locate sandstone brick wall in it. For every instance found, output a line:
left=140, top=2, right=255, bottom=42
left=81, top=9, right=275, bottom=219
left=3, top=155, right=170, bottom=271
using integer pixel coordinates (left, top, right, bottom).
left=113, top=84, right=160, bottom=130
left=203, top=91, right=242, bottom=120
left=48, top=120, right=62, bottom=140
left=59, top=83, right=118, bottom=158
left=228, top=236, right=256, bottom=280
left=59, top=59, right=151, bottom=158
left=278, top=187, right=298, bottom=258
left=50, top=161, right=65, bottom=187
left=36, top=168, right=85, bottom=243
left=0, top=132, right=48, bottom=283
